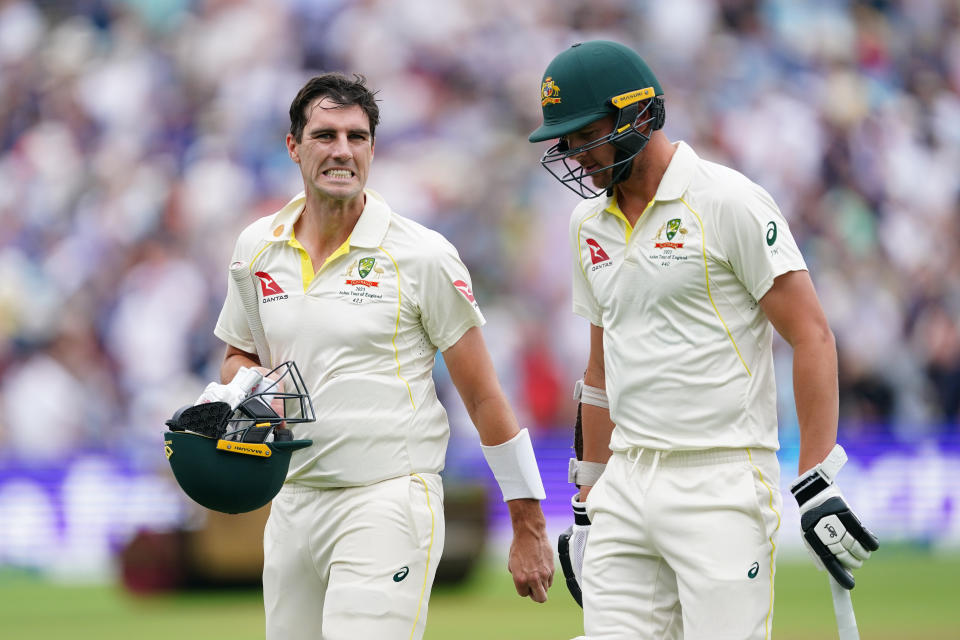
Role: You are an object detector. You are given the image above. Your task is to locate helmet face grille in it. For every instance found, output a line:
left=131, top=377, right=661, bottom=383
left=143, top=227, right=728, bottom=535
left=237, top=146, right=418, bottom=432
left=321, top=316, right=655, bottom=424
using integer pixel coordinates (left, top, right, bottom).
left=227, top=361, right=316, bottom=432
left=539, top=97, right=663, bottom=198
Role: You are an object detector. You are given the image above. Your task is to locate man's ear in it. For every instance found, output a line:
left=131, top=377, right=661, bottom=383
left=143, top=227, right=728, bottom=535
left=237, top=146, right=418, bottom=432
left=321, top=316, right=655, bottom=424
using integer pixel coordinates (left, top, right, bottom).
left=286, top=133, right=300, bottom=163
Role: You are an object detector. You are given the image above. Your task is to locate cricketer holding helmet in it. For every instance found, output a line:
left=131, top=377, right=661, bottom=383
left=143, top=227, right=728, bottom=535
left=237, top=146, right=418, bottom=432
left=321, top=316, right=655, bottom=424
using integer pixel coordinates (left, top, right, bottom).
left=530, top=41, right=878, bottom=639
left=213, top=73, right=553, bottom=640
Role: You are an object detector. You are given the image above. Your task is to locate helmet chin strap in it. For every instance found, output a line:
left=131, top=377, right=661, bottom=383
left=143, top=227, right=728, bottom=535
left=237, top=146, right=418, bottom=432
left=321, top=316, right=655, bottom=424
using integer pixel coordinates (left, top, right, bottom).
left=603, top=96, right=664, bottom=196
left=606, top=148, right=636, bottom=197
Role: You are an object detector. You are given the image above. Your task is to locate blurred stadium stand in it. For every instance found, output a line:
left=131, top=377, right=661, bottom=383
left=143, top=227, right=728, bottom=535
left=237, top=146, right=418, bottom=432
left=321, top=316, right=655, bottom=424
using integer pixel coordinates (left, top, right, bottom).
left=1, top=0, right=959, bottom=584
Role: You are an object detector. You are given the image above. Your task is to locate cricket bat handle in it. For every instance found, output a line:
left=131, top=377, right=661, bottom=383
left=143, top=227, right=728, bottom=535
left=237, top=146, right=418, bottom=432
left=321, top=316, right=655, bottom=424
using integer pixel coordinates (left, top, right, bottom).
left=229, top=260, right=271, bottom=368
left=830, top=577, right=859, bottom=640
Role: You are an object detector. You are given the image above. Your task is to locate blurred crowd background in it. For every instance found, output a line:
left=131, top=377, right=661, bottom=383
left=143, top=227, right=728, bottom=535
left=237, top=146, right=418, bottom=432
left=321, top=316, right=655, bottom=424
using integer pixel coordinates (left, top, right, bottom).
left=0, top=0, right=958, bottom=475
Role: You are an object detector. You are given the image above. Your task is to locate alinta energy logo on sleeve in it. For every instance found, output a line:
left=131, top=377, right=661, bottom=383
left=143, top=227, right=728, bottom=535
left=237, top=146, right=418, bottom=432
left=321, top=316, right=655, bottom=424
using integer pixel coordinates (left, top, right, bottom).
left=254, top=271, right=288, bottom=302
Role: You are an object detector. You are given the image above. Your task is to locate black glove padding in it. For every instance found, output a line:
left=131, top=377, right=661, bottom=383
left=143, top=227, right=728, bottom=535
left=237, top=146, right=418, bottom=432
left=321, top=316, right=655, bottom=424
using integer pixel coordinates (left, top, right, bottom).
left=790, top=449, right=879, bottom=590
left=557, top=494, right=590, bottom=607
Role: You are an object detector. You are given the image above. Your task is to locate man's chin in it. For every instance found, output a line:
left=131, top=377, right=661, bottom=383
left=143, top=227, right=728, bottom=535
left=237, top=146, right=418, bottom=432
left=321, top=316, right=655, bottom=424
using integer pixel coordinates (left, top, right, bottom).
left=318, top=183, right=364, bottom=202
left=587, top=171, right=612, bottom=190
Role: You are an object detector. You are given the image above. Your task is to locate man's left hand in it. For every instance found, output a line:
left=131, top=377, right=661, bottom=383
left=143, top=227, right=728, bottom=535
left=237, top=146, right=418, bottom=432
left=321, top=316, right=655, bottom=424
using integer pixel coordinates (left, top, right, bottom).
left=506, top=498, right=554, bottom=603
left=790, top=445, right=879, bottom=589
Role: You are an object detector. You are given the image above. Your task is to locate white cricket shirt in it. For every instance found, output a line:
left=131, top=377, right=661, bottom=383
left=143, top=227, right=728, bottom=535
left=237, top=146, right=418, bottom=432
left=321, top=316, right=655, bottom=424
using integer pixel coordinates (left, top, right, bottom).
left=215, top=190, right=485, bottom=487
left=571, top=142, right=806, bottom=452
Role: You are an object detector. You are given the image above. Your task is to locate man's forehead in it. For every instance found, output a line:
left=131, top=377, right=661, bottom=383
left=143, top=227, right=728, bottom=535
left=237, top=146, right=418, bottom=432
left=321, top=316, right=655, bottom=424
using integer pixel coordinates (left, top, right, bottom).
left=306, top=98, right=369, bottom=128
left=570, top=114, right=614, bottom=137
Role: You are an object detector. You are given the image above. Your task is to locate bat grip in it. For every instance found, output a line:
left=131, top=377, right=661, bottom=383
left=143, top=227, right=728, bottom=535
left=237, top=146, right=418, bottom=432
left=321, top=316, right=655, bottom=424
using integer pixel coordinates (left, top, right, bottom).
left=829, top=577, right=859, bottom=640
left=229, top=261, right=271, bottom=368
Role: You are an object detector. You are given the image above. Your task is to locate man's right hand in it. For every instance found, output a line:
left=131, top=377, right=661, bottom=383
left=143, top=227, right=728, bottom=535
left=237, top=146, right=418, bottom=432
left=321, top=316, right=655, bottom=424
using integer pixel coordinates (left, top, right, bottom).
left=557, top=493, right=590, bottom=607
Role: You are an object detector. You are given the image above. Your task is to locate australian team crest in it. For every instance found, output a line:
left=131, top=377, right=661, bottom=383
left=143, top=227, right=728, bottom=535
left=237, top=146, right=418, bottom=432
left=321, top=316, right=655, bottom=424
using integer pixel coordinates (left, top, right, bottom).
left=541, top=77, right=561, bottom=106
left=666, top=218, right=681, bottom=241
left=341, top=256, right=387, bottom=305
left=358, top=256, right=376, bottom=279
left=655, top=217, right=687, bottom=249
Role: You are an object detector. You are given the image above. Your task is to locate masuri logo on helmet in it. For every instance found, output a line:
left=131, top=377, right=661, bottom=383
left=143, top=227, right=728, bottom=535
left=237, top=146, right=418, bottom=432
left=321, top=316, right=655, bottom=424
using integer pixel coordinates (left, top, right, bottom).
left=164, top=361, right=315, bottom=514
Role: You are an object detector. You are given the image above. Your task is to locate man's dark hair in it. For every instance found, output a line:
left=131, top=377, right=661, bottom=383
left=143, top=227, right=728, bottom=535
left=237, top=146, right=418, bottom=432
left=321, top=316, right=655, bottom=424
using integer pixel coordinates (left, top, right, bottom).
left=289, top=73, right=380, bottom=142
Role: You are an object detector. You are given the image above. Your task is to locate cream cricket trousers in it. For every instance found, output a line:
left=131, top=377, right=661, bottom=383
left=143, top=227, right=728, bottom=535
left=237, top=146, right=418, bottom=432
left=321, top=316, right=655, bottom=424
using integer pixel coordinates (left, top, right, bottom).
left=583, top=448, right=781, bottom=640
left=263, top=473, right=444, bottom=640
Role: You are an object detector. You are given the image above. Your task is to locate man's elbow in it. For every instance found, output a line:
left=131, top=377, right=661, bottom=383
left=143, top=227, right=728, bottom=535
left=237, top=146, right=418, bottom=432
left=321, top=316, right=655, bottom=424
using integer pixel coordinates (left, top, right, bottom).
left=794, top=320, right=836, bottom=355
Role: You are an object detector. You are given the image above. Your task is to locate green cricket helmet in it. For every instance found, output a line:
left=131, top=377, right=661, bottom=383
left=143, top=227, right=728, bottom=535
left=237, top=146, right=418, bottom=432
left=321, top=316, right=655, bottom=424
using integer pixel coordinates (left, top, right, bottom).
left=529, top=40, right=665, bottom=198
left=163, top=361, right=315, bottom=514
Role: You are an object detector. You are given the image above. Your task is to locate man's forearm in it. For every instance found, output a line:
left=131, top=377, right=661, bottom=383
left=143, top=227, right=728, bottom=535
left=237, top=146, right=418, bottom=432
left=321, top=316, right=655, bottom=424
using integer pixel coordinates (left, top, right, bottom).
left=580, top=404, right=615, bottom=464
left=507, top=497, right=547, bottom=530
left=793, top=333, right=840, bottom=473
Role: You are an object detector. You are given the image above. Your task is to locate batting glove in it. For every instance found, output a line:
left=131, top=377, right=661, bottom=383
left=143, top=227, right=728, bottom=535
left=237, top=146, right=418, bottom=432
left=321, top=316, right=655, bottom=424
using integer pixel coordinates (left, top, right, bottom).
left=557, top=493, right=590, bottom=607
left=789, top=444, right=879, bottom=589
left=195, top=367, right=264, bottom=409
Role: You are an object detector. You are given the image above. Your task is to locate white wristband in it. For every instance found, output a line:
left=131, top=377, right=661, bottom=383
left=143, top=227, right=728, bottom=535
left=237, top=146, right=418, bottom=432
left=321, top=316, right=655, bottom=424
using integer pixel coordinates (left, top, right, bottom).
left=573, top=379, right=609, bottom=409
left=568, top=458, right=606, bottom=486
left=480, top=428, right=547, bottom=502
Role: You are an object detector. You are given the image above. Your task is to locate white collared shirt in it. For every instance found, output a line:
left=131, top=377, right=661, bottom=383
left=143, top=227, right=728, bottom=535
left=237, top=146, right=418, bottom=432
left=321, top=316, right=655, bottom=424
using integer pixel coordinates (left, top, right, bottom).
left=215, top=190, right=484, bottom=487
left=570, top=142, right=806, bottom=452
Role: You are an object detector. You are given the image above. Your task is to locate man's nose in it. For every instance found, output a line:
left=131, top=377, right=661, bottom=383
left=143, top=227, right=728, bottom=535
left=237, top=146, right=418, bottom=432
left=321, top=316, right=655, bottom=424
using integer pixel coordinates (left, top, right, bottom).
left=572, top=146, right=591, bottom=165
left=330, top=134, right=352, bottom=159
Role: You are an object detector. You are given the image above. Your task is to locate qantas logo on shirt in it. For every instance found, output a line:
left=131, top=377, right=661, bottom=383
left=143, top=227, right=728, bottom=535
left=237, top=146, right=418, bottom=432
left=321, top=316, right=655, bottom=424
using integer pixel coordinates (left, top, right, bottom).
left=586, top=238, right=611, bottom=265
left=453, top=280, right=475, bottom=303
left=254, top=271, right=285, bottom=296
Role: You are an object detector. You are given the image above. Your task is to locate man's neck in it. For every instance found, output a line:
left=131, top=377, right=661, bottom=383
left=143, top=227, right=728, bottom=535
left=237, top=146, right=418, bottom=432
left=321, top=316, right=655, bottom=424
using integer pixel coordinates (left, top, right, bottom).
left=295, top=190, right=366, bottom=268
left=613, top=133, right=676, bottom=227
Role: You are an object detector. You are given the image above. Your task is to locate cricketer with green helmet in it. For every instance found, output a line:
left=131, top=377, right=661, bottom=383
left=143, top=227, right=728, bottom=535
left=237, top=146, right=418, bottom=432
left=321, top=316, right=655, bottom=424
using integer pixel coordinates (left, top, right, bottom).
left=530, top=40, right=878, bottom=639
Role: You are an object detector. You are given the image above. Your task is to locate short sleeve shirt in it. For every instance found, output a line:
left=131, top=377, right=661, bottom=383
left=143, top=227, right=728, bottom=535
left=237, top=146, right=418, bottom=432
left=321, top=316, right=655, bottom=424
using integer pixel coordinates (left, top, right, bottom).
left=570, top=142, right=806, bottom=452
left=216, top=190, right=485, bottom=487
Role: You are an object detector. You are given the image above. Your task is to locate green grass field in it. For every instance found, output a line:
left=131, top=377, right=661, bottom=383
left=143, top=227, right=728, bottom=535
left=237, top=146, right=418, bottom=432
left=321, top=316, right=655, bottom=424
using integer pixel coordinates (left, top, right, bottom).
left=1, top=546, right=955, bottom=639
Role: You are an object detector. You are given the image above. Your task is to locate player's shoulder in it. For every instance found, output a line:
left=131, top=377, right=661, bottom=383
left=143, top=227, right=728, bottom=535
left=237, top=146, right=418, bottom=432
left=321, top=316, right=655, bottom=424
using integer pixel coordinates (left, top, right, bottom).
left=686, top=152, right=777, bottom=215
left=233, top=193, right=304, bottom=258
left=232, top=214, right=276, bottom=259
left=568, top=196, right=609, bottom=233
left=383, top=208, right=459, bottom=260
left=235, top=214, right=275, bottom=244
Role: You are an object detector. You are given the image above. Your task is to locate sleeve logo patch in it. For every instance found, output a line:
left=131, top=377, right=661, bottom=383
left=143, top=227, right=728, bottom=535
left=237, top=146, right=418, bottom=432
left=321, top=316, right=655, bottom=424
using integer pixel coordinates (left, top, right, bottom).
left=453, top=280, right=475, bottom=302
left=766, top=221, right=778, bottom=246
